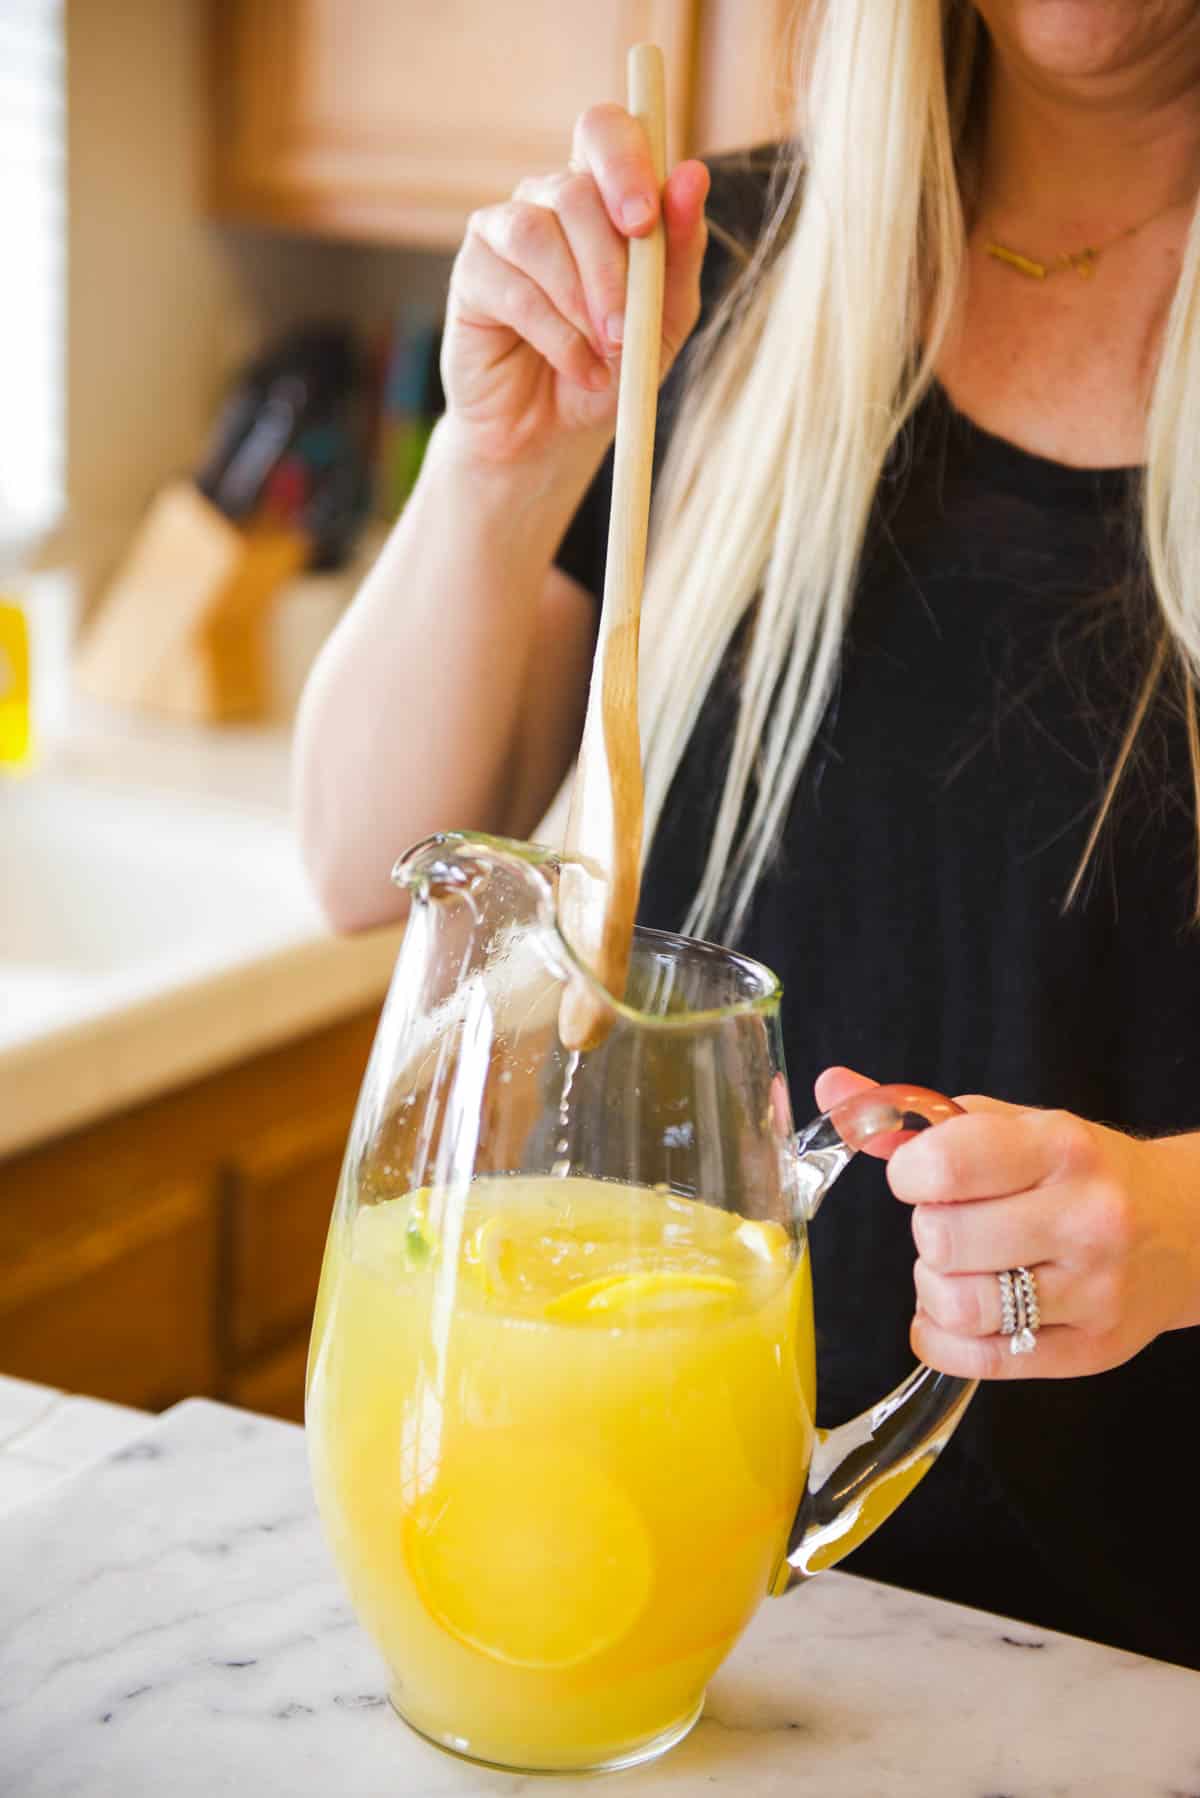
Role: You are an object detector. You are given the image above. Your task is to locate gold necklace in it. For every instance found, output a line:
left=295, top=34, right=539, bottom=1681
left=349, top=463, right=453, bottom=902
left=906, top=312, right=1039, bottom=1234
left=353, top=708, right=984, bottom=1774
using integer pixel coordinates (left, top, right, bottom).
left=983, top=197, right=1185, bottom=280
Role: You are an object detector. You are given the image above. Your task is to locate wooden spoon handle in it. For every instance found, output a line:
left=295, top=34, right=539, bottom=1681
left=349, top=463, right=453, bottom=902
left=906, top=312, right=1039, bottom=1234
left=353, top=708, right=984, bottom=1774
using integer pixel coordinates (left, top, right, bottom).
left=558, top=44, right=668, bottom=1052
left=601, top=42, right=669, bottom=644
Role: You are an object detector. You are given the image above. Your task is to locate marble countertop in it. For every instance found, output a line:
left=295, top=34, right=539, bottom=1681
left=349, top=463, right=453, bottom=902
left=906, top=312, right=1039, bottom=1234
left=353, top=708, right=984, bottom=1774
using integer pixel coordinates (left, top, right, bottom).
left=1, top=1384, right=1197, bottom=1797
left=0, top=1375, right=152, bottom=1521
left=0, top=700, right=402, bottom=1157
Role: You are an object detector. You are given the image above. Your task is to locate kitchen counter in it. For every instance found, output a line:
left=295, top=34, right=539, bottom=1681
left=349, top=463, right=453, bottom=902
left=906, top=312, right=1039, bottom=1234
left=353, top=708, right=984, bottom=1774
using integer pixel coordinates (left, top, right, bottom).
left=0, top=700, right=403, bottom=1158
left=0, top=1374, right=151, bottom=1521
left=1, top=1382, right=1197, bottom=1796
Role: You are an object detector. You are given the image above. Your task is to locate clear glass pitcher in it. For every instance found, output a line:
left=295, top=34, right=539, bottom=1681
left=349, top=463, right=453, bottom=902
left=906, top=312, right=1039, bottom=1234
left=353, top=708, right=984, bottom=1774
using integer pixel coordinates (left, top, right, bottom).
left=306, top=833, right=976, bottom=1775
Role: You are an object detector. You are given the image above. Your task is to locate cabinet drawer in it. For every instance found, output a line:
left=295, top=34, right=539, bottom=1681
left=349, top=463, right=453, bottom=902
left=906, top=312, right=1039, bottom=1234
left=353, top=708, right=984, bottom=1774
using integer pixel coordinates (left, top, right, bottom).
left=225, top=1106, right=348, bottom=1361
left=0, top=1182, right=217, bottom=1410
left=228, top=1333, right=311, bottom=1422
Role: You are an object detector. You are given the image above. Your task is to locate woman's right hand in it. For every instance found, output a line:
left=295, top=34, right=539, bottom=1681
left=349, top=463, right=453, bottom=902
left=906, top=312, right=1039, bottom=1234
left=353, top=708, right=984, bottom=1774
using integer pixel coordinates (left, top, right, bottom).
left=440, top=104, right=710, bottom=470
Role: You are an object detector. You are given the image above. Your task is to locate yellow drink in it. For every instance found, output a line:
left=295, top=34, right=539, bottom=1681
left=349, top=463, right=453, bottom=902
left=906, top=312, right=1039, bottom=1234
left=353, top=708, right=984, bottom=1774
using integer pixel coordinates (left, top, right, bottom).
left=307, top=1176, right=815, bottom=1772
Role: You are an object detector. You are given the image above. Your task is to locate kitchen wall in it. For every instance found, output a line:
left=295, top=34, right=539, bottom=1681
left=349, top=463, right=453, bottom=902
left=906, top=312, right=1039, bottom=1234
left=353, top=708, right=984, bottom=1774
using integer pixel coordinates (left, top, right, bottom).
left=63, top=0, right=451, bottom=603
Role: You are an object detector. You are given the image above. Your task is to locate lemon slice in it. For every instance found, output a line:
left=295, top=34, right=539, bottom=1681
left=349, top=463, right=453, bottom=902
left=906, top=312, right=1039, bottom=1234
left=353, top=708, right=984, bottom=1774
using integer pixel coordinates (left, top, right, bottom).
left=405, top=1444, right=652, bottom=1668
left=545, top=1270, right=740, bottom=1322
left=463, top=1214, right=516, bottom=1296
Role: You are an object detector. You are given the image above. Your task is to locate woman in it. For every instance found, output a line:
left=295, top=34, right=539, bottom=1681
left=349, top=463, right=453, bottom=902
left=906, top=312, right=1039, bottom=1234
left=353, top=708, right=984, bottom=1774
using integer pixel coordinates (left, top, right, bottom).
left=296, top=1, right=1200, bottom=1667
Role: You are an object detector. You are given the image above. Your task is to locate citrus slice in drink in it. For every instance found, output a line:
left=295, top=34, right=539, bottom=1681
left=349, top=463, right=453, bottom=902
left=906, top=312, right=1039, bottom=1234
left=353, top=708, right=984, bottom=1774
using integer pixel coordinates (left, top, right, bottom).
left=545, top=1270, right=740, bottom=1322
left=463, top=1214, right=517, bottom=1296
left=404, top=1442, right=653, bottom=1668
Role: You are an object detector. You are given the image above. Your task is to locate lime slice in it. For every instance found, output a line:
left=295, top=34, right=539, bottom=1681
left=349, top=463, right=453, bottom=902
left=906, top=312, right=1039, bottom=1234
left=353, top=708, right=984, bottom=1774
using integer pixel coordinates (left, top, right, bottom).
left=403, top=1190, right=437, bottom=1266
left=545, top=1270, right=740, bottom=1322
left=405, top=1444, right=653, bottom=1668
left=353, top=1191, right=436, bottom=1279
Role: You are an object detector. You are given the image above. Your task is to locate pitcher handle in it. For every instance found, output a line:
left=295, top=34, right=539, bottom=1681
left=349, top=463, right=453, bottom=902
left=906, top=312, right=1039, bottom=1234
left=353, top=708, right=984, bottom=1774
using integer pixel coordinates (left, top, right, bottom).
left=779, top=1083, right=978, bottom=1588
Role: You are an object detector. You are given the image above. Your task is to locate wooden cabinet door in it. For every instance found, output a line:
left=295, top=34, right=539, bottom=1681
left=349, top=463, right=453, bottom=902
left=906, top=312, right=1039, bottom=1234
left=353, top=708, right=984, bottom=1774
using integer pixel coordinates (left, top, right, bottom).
left=228, top=1334, right=311, bottom=1422
left=0, top=1179, right=219, bottom=1411
left=210, top=0, right=697, bottom=247
left=223, top=1102, right=349, bottom=1364
left=0, top=1011, right=377, bottom=1418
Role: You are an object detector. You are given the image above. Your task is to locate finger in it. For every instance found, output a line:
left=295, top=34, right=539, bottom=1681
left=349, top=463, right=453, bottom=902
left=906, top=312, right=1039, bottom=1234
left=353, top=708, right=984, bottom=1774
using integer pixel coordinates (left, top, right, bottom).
left=520, top=171, right=629, bottom=356
left=571, top=103, right=660, bottom=235
left=471, top=201, right=602, bottom=355
left=813, top=1066, right=877, bottom=1112
left=812, top=1068, right=902, bottom=1160
left=911, top=1186, right=1062, bottom=1274
left=811, top=1076, right=1026, bottom=1120
left=888, top=1107, right=1089, bottom=1206
left=911, top=1312, right=1123, bottom=1381
left=913, top=1259, right=1072, bottom=1337
left=451, top=232, right=610, bottom=391
left=661, top=160, right=710, bottom=363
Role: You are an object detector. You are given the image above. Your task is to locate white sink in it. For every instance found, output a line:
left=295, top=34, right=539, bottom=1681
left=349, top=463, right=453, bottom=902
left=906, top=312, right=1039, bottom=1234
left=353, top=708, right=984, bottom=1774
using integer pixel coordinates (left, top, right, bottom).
left=1, top=772, right=326, bottom=1051
left=0, top=741, right=403, bottom=1160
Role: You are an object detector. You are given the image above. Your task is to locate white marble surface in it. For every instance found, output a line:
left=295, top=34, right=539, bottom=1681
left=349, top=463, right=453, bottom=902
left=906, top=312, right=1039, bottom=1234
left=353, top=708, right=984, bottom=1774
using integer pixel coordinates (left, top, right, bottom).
left=0, top=699, right=402, bottom=1157
left=0, top=1376, right=151, bottom=1522
left=1, top=1396, right=1198, bottom=1797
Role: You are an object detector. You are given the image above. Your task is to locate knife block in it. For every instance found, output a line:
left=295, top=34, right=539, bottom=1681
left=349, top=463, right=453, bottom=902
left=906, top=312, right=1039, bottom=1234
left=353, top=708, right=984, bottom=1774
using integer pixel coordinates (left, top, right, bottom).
left=75, top=481, right=309, bottom=722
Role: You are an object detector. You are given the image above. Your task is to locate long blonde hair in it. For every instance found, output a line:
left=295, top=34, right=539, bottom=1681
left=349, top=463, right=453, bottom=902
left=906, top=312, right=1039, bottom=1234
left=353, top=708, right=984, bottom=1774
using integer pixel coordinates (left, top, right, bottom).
left=638, top=0, right=1200, bottom=940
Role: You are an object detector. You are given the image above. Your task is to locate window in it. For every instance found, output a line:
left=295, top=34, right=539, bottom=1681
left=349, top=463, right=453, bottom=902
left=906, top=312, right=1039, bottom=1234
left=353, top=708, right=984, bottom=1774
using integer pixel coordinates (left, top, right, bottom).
left=0, top=0, right=64, bottom=539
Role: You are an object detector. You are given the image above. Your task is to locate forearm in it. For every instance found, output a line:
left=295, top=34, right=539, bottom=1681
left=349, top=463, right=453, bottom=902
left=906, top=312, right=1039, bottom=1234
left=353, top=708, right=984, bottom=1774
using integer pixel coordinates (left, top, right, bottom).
left=293, top=417, right=605, bottom=931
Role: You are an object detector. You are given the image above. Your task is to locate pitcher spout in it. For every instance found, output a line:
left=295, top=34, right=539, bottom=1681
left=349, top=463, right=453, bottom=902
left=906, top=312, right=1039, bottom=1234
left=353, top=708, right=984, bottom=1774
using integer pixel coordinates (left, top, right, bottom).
left=392, top=831, right=562, bottom=910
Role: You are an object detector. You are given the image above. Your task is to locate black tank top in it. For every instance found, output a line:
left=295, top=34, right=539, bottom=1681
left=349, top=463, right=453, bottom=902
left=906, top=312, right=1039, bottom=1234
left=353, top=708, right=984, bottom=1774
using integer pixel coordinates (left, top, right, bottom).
left=555, top=153, right=1200, bottom=1668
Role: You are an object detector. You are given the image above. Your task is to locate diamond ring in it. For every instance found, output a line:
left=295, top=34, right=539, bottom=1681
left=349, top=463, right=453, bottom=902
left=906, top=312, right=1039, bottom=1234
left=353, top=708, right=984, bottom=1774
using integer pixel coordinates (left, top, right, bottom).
left=998, top=1265, right=1041, bottom=1355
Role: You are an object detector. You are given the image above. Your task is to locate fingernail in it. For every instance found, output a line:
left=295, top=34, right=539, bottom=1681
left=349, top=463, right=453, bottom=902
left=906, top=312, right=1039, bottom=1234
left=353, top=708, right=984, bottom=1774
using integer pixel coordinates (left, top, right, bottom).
left=622, top=196, right=654, bottom=230
left=605, top=311, right=624, bottom=346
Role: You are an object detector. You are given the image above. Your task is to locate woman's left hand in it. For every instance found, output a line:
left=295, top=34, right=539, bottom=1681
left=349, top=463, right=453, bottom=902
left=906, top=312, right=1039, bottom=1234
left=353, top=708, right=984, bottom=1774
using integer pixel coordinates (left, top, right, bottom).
left=815, top=1067, right=1200, bottom=1379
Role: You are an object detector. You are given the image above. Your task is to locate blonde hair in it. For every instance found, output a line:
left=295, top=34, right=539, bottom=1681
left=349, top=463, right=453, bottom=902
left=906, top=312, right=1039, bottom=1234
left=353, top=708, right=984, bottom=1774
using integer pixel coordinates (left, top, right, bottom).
left=637, top=0, right=1200, bottom=940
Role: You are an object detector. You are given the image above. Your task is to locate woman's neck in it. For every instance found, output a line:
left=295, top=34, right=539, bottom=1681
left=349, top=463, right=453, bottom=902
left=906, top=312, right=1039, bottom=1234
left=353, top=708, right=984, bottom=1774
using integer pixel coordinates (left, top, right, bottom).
left=978, top=25, right=1200, bottom=238
left=939, top=20, right=1200, bottom=468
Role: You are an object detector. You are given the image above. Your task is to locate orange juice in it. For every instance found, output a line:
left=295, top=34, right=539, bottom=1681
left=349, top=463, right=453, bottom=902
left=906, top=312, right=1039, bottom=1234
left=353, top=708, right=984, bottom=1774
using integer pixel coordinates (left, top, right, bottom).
left=307, top=1176, right=815, bottom=1772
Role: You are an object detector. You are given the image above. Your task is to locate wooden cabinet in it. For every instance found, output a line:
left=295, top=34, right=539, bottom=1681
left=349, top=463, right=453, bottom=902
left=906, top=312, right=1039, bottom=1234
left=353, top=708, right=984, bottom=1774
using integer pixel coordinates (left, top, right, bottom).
left=227, top=1335, right=313, bottom=1417
left=223, top=1103, right=350, bottom=1364
left=0, top=1010, right=378, bottom=1423
left=210, top=0, right=698, bottom=247
left=1, top=1179, right=219, bottom=1413
left=208, top=1, right=801, bottom=248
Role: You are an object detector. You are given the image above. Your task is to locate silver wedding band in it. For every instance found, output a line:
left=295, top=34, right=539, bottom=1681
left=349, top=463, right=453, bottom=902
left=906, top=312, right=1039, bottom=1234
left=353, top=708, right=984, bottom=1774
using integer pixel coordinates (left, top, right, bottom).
left=997, top=1265, right=1041, bottom=1355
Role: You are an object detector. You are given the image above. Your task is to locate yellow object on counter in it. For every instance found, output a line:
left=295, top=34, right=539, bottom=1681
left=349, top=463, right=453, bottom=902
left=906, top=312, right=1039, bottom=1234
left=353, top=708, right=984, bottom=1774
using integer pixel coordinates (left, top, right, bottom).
left=0, top=599, right=31, bottom=764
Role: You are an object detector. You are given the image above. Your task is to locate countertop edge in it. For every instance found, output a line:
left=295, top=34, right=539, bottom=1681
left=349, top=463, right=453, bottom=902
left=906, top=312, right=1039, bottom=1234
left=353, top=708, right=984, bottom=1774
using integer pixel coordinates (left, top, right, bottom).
left=0, top=925, right=401, bottom=1160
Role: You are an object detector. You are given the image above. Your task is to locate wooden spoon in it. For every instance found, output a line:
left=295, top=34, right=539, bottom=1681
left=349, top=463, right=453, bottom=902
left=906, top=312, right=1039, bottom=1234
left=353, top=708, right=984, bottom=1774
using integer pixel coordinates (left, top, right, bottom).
left=558, top=42, right=668, bottom=1053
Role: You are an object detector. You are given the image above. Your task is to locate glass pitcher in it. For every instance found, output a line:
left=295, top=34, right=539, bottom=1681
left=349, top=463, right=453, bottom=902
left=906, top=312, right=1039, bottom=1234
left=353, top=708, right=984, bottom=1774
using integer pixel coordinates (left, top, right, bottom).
left=306, top=833, right=976, bottom=1776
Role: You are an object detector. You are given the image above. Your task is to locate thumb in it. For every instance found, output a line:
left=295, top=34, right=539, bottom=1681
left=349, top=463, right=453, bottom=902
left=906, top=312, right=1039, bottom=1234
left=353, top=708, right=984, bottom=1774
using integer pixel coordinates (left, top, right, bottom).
left=813, top=1065, right=877, bottom=1113
left=812, top=1069, right=1025, bottom=1162
left=815, top=1067, right=1027, bottom=1121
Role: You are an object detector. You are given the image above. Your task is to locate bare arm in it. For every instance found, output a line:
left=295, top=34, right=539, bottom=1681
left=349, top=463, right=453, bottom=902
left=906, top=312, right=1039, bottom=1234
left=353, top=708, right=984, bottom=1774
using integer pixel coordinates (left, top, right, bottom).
left=293, top=422, right=601, bottom=931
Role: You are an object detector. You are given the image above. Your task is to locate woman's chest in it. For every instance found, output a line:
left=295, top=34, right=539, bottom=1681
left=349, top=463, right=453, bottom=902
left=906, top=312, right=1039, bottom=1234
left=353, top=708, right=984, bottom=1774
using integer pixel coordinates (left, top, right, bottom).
left=645, top=460, right=1195, bottom=976
left=935, top=239, right=1179, bottom=468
